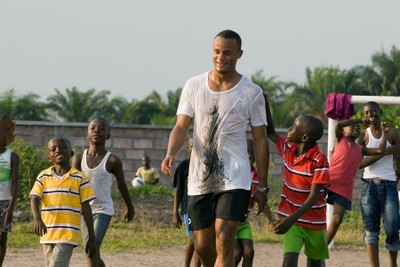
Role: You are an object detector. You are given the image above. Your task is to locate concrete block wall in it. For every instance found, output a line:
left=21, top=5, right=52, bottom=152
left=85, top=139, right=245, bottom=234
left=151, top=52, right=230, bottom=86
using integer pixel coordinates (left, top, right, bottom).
left=15, top=121, right=362, bottom=204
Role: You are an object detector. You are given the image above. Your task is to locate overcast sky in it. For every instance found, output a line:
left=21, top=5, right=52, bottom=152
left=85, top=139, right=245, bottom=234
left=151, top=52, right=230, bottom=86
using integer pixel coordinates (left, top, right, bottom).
left=1, top=0, right=399, bottom=102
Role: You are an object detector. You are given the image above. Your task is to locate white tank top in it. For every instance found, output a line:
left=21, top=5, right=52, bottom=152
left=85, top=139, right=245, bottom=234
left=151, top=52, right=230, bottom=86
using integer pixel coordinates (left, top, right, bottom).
left=0, top=148, right=12, bottom=200
left=82, top=149, right=115, bottom=216
left=363, top=128, right=396, bottom=181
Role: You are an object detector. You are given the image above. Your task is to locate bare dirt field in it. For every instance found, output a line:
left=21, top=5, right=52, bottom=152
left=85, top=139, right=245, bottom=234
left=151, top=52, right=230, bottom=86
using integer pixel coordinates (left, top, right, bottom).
left=7, top=189, right=391, bottom=267
left=4, top=243, right=390, bottom=267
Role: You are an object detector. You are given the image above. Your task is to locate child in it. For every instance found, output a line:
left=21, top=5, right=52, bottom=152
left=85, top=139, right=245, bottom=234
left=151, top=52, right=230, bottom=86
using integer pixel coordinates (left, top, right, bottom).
left=264, top=95, right=330, bottom=266
left=136, top=155, right=160, bottom=185
left=72, top=117, right=135, bottom=267
left=234, top=139, right=275, bottom=267
left=356, top=101, right=400, bottom=267
left=325, top=117, right=388, bottom=246
left=30, top=137, right=97, bottom=267
left=0, top=114, right=19, bottom=266
left=172, top=138, right=201, bottom=267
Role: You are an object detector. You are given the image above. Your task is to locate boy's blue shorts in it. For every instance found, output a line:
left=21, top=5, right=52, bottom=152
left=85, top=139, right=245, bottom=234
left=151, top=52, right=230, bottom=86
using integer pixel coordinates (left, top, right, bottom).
left=184, top=213, right=193, bottom=237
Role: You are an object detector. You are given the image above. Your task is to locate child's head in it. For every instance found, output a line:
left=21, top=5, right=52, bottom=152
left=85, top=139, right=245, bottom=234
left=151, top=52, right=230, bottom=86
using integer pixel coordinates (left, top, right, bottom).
left=246, top=139, right=255, bottom=166
left=47, top=137, right=73, bottom=166
left=363, top=101, right=382, bottom=126
left=141, top=155, right=151, bottom=168
left=0, top=114, right=16, bottom=148
left=343, top=123, right=361, bottom=139
left=288, top=115, right=324, bottom=143
left=87, top=118, right=111, bottom=145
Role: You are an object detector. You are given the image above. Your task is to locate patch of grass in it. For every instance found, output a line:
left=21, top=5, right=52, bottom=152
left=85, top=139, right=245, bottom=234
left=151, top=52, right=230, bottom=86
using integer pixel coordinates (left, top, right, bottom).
left=8, top=186, right=387, bottom=252
left=100, top=221, right=187, bottom=253
left=126, top=184, right=174, bottom=197
left=7, top=223, right=40, bottom=249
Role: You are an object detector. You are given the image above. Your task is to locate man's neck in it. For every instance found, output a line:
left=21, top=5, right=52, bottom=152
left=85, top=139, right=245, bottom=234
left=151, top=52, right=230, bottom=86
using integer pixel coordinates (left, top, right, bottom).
left=208, top=70, right=242, bottom=92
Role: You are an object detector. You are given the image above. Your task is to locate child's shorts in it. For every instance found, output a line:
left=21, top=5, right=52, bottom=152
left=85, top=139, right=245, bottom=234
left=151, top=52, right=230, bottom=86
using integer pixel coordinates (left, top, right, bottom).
left=81, top=213, right=112, bottom=246
left=0, top=200, right=12, bottom=233
left=283, top=224, right=329, bottom=260
left=236, top=219, right=253, bottom=241
left=183, top=213, right=194, bottom=237
left=324, top=189, right=352, bottom=210
left=43, top=243, right=74, bottom=267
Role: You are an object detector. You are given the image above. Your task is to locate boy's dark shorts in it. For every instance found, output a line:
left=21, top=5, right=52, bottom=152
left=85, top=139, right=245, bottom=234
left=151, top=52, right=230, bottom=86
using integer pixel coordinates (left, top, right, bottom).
left=324, top=189, right=352, bottom=211
left=187, top=189, right=251, bottom=231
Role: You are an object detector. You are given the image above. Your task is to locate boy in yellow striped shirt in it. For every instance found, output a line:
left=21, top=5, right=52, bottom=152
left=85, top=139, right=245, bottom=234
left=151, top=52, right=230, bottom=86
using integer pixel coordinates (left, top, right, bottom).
left=30, top=137, right=97, bottom=267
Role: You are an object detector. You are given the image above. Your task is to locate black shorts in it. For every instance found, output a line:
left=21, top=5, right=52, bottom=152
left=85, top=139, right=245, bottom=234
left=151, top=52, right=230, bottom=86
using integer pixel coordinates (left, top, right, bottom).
left=187, top=189, right=251, bottom=231
left=324, top=189, right=352, bottom=211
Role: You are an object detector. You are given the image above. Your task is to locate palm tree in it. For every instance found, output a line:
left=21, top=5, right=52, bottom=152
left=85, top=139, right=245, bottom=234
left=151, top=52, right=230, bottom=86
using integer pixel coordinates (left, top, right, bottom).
left=46, top=87, right=112, bottom=122
left=371, top=46, right=400, bottom=96
left=347, top=65, right=382, bottom=96
left=251, top=70, right=291, bottom=128
left=0, top=89, right=48, bottom=121
left=286, top=66, right=354, bottom=126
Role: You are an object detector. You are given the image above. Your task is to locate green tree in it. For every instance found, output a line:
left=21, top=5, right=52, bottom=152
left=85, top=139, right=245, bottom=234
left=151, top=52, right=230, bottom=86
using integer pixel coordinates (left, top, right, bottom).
left=286, top=66, right=357, bottom=126
left=10, top=139, right=49, bottom=205
left=347, top=65, right=382, bottom=96
left=46, top=87, right=112, bottom=122
left=121, top=99, right=162, bottom=124
left=0, top=89, right=47, bottom=121
left=371, top=46, right=400, bottom=95
left=251, top=70, right=293, bottom=127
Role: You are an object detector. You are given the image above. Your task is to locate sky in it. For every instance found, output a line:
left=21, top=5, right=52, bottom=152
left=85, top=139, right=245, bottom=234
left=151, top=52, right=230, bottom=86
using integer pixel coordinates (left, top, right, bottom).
left=1, top=0, right=399, bottom=102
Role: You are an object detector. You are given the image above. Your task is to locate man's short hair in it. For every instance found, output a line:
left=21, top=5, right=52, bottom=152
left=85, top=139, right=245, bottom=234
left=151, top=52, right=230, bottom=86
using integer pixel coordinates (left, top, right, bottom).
left=215, top=29, right=242, bottom=50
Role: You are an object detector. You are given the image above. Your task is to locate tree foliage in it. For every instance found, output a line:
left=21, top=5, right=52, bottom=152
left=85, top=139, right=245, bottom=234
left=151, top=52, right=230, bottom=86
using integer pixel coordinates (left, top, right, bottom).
left=0, top=46, right=399, bottom=128
left=0, top=89, right=48, bottom=121
left=10, top=139, right=49, bottom=204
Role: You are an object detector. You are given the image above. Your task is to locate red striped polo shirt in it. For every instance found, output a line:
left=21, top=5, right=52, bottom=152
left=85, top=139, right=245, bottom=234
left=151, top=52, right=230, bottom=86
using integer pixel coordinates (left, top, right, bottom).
left=276, top=136, right=330, bottom=230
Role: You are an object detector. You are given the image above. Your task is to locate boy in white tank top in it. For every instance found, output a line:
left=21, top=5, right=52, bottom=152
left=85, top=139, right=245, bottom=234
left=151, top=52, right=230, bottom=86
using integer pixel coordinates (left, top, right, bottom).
left=356, top=101, right=400, bottom=267
left=72, top=118, right=135, bottom=267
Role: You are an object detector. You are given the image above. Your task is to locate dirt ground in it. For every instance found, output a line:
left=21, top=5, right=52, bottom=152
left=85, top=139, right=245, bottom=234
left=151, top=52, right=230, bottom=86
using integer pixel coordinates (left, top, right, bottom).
left=3, top=243, right=391, bottom=267
left=7, top=191, right=392, bottom=267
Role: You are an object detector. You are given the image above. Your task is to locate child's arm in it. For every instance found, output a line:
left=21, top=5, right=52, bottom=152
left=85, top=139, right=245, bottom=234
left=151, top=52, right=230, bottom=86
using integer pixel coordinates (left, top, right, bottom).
left=71, top=153, right=83, bottom=171
left=111, top=155, right=135, bottom=222
left=264, top=93, right=279, bottom=144
left=82, top=201, right=97, bottom=257
left=4, top=152, right=19, bottom=225
left=335, top=118, right=364, bottom=143
left=262, top=202, right=276, bottom=231
left=273, top=184, right=321, bottom=235
left=362, top=121, right=388, bottom=156
left=30, top=196, right=47, bottom=236
left=359, top=127, right=400, bottom=169
left=173, top=187, right=182, bottom=228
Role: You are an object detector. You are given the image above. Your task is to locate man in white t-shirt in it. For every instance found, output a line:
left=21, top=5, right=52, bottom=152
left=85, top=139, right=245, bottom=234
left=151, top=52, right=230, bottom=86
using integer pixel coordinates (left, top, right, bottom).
left=161, top=29, right=270, bottom=267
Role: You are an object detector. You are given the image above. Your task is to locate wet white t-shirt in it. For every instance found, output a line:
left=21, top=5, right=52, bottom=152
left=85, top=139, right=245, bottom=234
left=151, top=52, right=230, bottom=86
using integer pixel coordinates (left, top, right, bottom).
left=177, top=72, right=267, bottom=195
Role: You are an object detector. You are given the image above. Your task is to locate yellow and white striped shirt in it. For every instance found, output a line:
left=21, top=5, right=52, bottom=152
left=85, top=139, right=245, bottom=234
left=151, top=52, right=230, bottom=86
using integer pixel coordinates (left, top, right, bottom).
left=30, top=166, right=95, bottom=246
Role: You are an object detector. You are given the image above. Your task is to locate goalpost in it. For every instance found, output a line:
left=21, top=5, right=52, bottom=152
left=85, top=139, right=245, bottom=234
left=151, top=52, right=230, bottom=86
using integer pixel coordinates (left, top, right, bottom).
left=326, top=95, right=400, bottom=249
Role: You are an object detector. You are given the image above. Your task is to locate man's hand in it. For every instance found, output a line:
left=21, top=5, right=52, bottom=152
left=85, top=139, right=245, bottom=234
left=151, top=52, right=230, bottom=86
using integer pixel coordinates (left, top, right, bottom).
left=161, top=156, right=174, bottom=176
left=252, top=191, right=267, bottom=215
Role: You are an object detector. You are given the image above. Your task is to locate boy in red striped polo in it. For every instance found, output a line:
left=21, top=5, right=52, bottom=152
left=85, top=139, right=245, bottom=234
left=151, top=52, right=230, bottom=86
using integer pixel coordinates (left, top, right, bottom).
left=264, top=95, right=330, bottom=267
